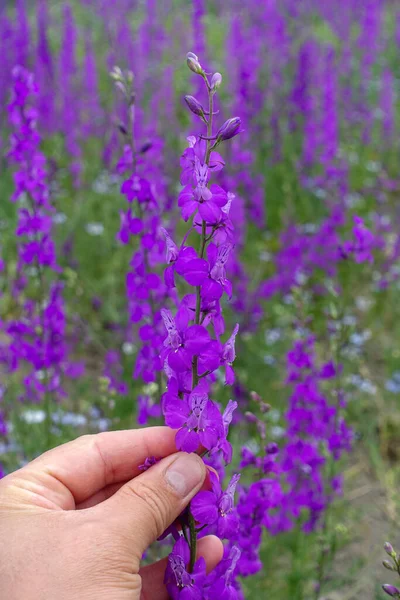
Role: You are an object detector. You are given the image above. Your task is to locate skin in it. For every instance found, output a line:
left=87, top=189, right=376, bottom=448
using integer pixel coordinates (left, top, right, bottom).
left=0, top=427, right=223, bottom=599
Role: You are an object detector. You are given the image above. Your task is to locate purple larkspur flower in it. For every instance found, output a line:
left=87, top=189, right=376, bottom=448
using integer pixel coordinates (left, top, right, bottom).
left=206, top=546, right=242, bottom=599
left=209, top=399, right=238, bottom=465
left=191, top=472, right=240, bottom=538
left=201, top=242, right=233, bottom=300
left=341, top=216, right=376, bottom=264
left=137, top=394, right=161, bottom=424
left=117, top=209, right=143, bottom=244
left=180, top=136, right=225, bottom=185
left=164, top=537, right=206, bottom=599
left=222, top=324, right=239, bottom=384
left=178, top=178, right=228, bottom=224
left=160, top=308, right=210, bottom=372
left=163, top=383, right=224, bottom=452
left=121, top=175, right=156, bottom=206
left=138, top=456, right=161, bottom=471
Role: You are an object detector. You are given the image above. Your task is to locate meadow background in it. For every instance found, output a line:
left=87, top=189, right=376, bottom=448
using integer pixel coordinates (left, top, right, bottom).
left=1, top=1, right=400, bottom=598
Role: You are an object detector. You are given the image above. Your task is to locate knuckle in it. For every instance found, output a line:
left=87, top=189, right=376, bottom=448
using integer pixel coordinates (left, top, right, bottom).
left=82, top=433, right=115, bottom=486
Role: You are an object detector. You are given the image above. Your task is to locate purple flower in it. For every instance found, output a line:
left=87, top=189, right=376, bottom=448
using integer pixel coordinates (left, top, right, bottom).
left=164, top=537, right=206, bottom=599
left=160, top=308, right=210, bottom=372
left=180, top=136, right=225, bottom=185
left=138, top=456, right=161, bottom=472
left=191, top=472, right=240, bottom=538
left=174, top=246, right=209, bottom=287
left=121, top=175, right=156, bottom=206
left=201, top=243, right=233, bottom=300
left=222, top=324, right=239, bottom=384
left=178, top=178, right=228, bottom=224
left=117, top=209, right=143, bottom=244
left=206, top=546, right=242, bottom=599
left=163, top=383, right=224, bottom=452
left=211, top=399, right=238, bottom=464
left=341, top=216, right=377, bottom=264
left=137, top=394, right=161, bottom=425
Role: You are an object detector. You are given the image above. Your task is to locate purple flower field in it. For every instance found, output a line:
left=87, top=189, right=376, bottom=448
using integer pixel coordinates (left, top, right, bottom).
left=2, top=1, right=400, bottom=597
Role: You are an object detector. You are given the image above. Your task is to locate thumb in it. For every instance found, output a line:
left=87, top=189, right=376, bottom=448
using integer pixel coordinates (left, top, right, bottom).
left=98, top=451, right=206, bottom=563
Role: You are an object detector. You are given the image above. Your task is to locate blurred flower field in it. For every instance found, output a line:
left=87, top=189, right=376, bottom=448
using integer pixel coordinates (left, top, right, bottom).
left=2, top=0, right=400, bottom=598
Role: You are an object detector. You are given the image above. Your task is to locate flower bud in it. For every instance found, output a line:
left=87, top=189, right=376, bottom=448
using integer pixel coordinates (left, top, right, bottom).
left=140, top=142, right=152, bottom=154
left=114, top=81, right=126, bottom=95
left=385, top=543, right=396, bottom=558
left=244, top=411, right=258, bottom=424
left=217, top=117, right=242, bottom=141
left=382, top=584, right=400, bottom=597
left=250, top=391, right=262, bottom=403
left=110, top=66, right=123, bottom=81
left=383, top=560, right=395, bottom=571
left=211, top=72, right=222, bottom=90
left=184, top=95, right=205, bottom=117
left=186, top=52, right=203, bottom=74
left=266, top=442, right=279, bottom=455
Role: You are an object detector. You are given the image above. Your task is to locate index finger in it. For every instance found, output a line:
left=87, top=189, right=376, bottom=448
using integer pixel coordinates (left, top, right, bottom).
left=19, top=426, right=178, bottom=508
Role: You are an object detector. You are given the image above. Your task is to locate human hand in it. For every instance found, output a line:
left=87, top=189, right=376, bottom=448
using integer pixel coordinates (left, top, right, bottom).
left=0, top=427, right=223, bottom=599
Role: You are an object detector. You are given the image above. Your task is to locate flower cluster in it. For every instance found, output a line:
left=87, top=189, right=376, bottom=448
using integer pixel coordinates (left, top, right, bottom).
left=278, top=337, right=352, bottom=532
left=1, top=67, right=81, bottom=424
left=111, top=67, right=173, bottom=413
left=160, top=53, right=243, bottom=598
left=381, top=542, right=400, bottom=598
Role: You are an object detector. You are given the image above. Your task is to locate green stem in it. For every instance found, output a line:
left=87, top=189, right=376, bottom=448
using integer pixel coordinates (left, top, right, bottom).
left=188, top=511, right=198, bottom=572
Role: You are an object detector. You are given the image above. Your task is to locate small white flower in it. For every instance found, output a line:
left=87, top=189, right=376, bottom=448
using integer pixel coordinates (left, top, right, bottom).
left=122, top=342, right=135, bottom=355
left=86, top=223, right=104, bottom=236
left=21, top=410, right=46, bottom=424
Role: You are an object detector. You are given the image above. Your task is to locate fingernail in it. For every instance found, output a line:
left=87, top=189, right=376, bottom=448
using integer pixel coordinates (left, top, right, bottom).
left=165, top=453, right=205, bottom=498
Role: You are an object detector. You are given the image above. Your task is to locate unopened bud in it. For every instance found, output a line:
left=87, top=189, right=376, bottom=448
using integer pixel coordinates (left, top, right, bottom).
left=244, top=411, right=258, bottom=424
left=114, top=81, right=126, bottom=95
left=385, top=543, right=396, bottom=558
left=383, top=560, right=395, bottom=571
left=186, top=52, right=203, bottom=74
left=260, top=402, right=271, bottom=414
left=257, top=421, right=266, bottom=439
left=140, top=142, right=152, bottom=154
left=382, top=584, right=400, bottom=597
left=217, top=117, right=242, bottom=141
left=211, top=72, right=222, bottom=90
left=266, top=442, right=279, bottom=455
left=110, top=66, right=123, bottom=81
left=250, top=391, right=262, bottom=403
left=184, top=95, right=205, bottom=117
